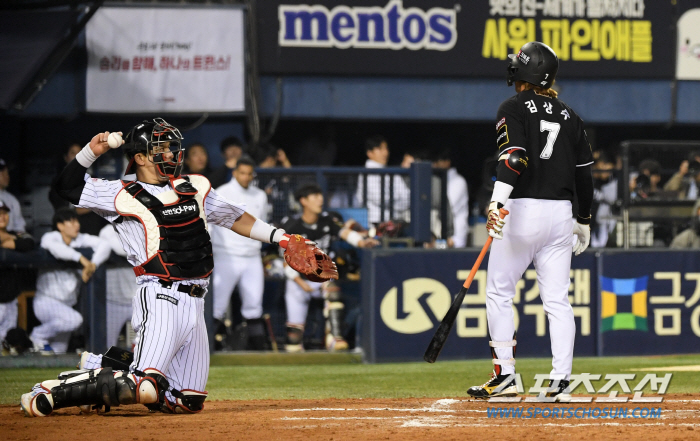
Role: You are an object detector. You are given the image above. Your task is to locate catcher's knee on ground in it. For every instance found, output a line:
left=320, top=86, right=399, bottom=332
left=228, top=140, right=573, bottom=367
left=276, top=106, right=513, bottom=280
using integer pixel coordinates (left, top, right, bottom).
left=21, top=367, right=168, bottom=416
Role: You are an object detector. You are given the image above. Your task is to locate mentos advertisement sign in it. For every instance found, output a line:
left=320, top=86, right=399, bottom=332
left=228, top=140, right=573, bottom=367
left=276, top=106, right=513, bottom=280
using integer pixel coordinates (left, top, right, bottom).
left=257, top=0, right=676, bottom=78
left=278, top=0, right=457, bottom=51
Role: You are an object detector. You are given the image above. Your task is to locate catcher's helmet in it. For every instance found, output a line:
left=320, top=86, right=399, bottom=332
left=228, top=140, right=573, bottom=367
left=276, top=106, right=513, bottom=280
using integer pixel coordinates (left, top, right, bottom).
left=507, top=41, right=558, bottom=89
left=123, top=118, right=184, bottom=178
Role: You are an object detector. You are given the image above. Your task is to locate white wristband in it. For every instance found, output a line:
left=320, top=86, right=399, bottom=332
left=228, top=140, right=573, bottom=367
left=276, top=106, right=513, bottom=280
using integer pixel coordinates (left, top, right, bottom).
left=249, top=218, right=286, bottom=244
left=76, top=144, right=98, bottom=168
left=491, top=181, right=514, bottom=207
left=345, top=230, right=363, bottom=247
left=284, top=264, right=300, bottom=280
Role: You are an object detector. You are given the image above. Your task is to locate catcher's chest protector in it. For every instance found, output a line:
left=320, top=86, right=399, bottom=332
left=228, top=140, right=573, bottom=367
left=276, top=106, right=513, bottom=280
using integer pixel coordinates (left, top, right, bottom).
left=115, top=175, right=214, bottom=281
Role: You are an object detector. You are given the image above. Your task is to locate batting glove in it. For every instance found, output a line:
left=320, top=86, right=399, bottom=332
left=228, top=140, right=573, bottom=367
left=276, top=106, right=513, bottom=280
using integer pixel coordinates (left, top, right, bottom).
left=572, top=222, right=591, bottom=255
left=486, top=202, right=506, bottom=240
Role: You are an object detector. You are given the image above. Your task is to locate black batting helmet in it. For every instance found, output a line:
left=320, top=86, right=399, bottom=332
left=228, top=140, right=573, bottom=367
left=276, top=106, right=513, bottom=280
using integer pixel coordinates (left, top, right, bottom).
left=507, top=41, right=559, bottom=89
left=123, top=118, right=184, bottom=179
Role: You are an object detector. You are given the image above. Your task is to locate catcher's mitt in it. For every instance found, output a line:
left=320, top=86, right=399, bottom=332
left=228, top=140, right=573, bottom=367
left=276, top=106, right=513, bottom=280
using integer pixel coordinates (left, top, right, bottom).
left=284, top=234, right=339, bottom=282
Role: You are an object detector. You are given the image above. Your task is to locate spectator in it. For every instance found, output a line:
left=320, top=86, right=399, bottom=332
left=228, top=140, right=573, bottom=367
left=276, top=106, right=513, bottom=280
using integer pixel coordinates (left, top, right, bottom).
left=590, top=151, right=618, bottom=247
left=281, top=184, right=378, bottom=352
left=29, top=208, right=110, bottom=354
left=354, top=135, right=410, bottom=225
left=99, top=224, right=138, bottom=349
left=663, top=151, right=700, bottom=200
left=0, top=158, right=26, bottom=233
left=255, top=144, right=294, bottom=223
left=209, top=136, right=246, bottom=188
left=432, top=150, right=469, bottom=248
left=0, top=200, right=35, bottom=354
left=182, top=142, right=213, bottom=178
left=210, top=157, right=271, bottom=351
left=49, top=144, right=108, bottom=236
left=630, top=159, right=661, bottom=199
left=255, top=143, right=293, bottom=169
left=670, top=201, right=700, bottom=248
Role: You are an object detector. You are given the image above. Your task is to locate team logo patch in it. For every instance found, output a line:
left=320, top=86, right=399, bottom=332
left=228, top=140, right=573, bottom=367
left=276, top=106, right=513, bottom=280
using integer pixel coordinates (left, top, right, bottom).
left=497, top=124, right=509, bottom=149
left=496, top=117, right=506, bottom=130
left=161, top=201, right=198, bottom=217
left=157, top=294, right=179, bottom=305
left=517, top=50, right=530, bottom=65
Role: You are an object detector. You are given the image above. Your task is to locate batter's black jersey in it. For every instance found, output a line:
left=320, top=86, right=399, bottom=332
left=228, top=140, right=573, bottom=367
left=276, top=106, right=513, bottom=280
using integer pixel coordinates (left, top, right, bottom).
left=496, top=89, right=594, bottom=201
left=280, top=212, right=343, bottom=254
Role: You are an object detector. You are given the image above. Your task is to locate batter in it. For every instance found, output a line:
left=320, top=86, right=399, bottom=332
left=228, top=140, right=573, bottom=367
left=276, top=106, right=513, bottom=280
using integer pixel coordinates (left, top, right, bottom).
left=467, top=42, right=594, bottom=401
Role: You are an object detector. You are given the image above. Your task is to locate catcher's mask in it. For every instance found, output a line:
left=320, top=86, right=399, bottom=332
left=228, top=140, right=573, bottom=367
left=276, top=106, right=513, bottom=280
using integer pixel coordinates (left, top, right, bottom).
left=123, top=118, right=184, bottom=179
left=507, top=41, right=559, bottom=89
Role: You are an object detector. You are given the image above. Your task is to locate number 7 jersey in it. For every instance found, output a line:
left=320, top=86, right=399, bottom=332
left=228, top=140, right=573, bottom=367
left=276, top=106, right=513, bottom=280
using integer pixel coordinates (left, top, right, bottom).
left=495, top=89, right=594, bottom=201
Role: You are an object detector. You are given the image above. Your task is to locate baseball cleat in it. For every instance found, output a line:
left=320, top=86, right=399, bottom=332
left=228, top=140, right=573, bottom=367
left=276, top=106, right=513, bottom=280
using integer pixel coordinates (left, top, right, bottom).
left=467, top=371, right=518, bottom=399
left=545, top=379, right=572, bottom=402
left=325, top=335, right=348, bottom=352
left=285, top=343, right=304, bottom=353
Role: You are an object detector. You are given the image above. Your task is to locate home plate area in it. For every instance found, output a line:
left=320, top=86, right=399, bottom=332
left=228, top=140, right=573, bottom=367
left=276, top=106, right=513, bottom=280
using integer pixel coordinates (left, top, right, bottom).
left=269, top=396, right=700, bottom=440
left=3, top=396, right=700, bottom=441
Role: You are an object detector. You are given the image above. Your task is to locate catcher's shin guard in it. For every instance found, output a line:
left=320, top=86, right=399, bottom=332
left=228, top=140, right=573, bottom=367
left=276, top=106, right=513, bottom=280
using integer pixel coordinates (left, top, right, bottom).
left=21, top=368, right=167, bottom=416
left=323, top=282, right=348, bottom=351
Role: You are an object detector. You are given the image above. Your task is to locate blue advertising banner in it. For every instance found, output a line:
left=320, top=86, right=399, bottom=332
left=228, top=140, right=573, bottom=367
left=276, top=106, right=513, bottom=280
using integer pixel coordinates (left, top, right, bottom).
left=361, top=248, right=597, bottom=363
left=598, top=251, right=700, bottom=356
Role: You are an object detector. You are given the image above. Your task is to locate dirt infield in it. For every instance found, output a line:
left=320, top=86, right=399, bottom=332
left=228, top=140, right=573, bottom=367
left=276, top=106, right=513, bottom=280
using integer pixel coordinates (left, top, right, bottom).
left=3, top=395, right=700, bottom=440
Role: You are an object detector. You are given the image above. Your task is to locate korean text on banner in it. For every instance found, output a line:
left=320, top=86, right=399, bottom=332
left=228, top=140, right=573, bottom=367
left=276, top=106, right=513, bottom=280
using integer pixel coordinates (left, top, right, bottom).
left=86, top=7, right=244, bottom=113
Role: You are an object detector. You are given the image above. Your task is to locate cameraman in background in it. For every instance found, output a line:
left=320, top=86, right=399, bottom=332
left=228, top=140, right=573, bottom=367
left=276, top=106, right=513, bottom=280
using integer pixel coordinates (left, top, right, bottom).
left=670, top=201, right=700, bottom=248
left=663, top=152, right=700, bottom=200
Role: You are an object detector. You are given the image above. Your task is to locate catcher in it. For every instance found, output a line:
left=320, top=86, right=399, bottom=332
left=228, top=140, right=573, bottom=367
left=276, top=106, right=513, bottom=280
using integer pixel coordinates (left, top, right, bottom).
left=20, top=119, right=337, bottom=417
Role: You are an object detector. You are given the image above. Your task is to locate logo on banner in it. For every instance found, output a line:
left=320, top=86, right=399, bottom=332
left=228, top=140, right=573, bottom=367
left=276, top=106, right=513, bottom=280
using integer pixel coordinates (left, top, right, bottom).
left=600, top=275, right=648, bottom=332
left=279, top=0, right=458, bottom=51
left=380, top=278, right=451, bottom=333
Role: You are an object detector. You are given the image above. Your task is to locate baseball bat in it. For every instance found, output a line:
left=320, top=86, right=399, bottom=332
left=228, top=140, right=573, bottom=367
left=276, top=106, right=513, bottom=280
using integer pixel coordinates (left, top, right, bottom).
left=423, top=208, right=509, bottom=363
left=263, top=313, right=278, bottom=353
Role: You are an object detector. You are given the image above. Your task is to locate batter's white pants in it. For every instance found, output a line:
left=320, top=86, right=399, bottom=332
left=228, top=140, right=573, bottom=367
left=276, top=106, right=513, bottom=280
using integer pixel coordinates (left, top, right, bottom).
left=30, top=295, right=83, bottom=354
left=0, top=299, right=18, bottom=341
left=285, top=279, right=324, bottom=326
left=212, top=254, right=264, bottom=321
left=130, top=282, right=209, bottom=397
left=107, top=301, right=133, bottom=349
left=486, top=199, right=575, bottom=380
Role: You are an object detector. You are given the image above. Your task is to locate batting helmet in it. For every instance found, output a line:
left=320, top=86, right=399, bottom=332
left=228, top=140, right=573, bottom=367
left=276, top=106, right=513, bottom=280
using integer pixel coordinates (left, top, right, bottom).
left=123, top=118, right=184, bottom=179
left=506, top=41, right=559, bottom=89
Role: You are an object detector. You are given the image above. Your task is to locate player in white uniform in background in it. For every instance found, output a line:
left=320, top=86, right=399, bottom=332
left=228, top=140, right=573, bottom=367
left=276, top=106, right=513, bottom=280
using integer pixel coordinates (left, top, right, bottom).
left=432, top=150, right=469, bottom=248
left=30, top=208, right=111, bottom=354
left=20, top=118, right=308, bottom=417
left=99, top=224, right=139, bottom=349
left=211, top=157, right=271, bottom=350
left=467, top=42, right=593, bottom=401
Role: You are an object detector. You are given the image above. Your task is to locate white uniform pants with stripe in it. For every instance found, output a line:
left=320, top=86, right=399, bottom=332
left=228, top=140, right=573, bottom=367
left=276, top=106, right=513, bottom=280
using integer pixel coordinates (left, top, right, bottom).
left=0, top=299, right=18, bottom=341
left=486, top=199, right=575, bottom=380
left=30, top=296, right=83, bottom=354
left=212, top=253, right=264, bottom=321
left=131, top=282, right=209, bottom=395
left=285, top=279, right=324, bottom=326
